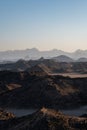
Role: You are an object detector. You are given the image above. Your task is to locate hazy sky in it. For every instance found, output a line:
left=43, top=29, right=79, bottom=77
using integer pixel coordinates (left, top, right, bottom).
left=0, top=0, right=87, bottom=52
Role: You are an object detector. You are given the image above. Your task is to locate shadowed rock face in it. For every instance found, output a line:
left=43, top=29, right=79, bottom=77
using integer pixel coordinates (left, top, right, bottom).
left=0, top=71, right=87, bottom=109
left=0, top=108, right=87, bottom=130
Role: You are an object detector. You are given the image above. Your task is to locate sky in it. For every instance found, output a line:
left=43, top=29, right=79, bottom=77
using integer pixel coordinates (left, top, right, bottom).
left=0, top=0, right=87, bottom=52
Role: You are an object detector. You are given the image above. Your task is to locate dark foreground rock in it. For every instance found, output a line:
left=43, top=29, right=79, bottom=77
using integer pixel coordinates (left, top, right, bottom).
left=80, top=114, right=87, bottom=118
left=0, top=108, right=87, bottom=130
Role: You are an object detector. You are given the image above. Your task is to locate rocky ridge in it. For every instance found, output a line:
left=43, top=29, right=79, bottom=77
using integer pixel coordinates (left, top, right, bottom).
left=0, top=108, right=87, bottom=130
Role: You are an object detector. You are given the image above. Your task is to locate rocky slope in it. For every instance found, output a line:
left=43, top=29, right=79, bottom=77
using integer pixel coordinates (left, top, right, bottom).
left=0, top=108, right=87, bottom=130
left=0, top=71, right=87, bottom=109
left=53, top=55, right=74, bottom=62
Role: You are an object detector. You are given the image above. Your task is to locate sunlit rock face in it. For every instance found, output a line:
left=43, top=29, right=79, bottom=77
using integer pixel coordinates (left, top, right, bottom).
left=0, top=108, right=15, bottom=120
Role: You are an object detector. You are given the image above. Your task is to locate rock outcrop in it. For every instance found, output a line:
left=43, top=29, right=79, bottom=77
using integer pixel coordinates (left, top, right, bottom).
left=0, top=108, right=15, bottom=120
left=0, top=108, right=87, bottom=130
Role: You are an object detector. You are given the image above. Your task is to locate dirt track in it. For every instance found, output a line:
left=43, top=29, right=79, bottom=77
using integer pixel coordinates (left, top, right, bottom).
left=50, top=73, right=87, bottom=78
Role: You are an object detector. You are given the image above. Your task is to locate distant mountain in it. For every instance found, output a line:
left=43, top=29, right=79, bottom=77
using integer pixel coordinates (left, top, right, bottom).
left=53, top=55, right=74, bottom=62
left=73, top=49, right=87, bottom=59
left=0, top=48, right=40, bottom=61
left=0, top=48, right=87, bottom=61
left=77, top=57, right=87, bottom=62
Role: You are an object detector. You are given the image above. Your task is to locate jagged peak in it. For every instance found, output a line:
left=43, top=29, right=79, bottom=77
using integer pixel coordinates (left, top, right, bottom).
left=40, top=107, right=62, bottom=117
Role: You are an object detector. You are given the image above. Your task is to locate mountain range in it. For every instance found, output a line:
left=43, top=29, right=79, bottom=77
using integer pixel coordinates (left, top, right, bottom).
left=1, top=58, right=87, bottom=73
left=1, top=48, right=87, bottom=61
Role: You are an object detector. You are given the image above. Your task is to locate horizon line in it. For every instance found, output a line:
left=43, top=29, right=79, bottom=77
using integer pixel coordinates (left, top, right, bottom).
left=0, top=48, right=87, bottom=53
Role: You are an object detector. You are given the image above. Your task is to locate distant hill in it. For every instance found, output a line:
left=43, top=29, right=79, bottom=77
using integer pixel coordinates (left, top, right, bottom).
left=77, top=57, right=87, bottom=62
left=53, top=55, right=74, bottom=62
left=1, top=48, right=87, bottom=61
